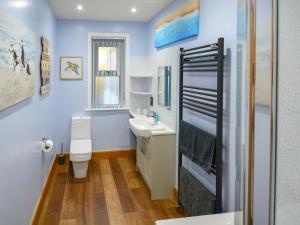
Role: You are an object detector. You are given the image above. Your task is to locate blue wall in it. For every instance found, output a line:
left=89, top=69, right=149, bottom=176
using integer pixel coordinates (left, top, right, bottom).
left=0, top=0, right=58, bottom=224
left=148, top=0, right=237, bottom=211
left=55, top=19, right=149, bottom=151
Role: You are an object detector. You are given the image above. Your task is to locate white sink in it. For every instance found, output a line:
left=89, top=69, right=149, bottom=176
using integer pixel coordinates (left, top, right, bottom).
left=129, top=117, right=165, bottom=137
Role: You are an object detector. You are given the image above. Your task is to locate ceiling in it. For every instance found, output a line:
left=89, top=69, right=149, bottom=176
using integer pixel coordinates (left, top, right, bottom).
left=49, top=0, right=174, bottom=22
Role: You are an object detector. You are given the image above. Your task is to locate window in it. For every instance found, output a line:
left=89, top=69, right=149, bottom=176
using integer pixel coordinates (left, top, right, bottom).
left=98, top=47, right=117, bottom=71
left=92, top=39, right=125, bottom=109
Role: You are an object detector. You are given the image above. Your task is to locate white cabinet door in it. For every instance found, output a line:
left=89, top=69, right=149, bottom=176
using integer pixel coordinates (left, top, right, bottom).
left=144, top=138, right=152, bottom=189
left=136, top=138, right=144, bottom=175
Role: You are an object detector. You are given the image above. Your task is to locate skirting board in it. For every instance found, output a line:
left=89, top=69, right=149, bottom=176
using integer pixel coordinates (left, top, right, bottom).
left=30, top=148, right=136, bottom=225
left=57, top=148, right=136, bottom=159
left=173, top=187, right=179, bottom=202
left=30, top=155, right=57, bottom=225
left=53, top=149, right=136, bottom=159
left=92, top=148, right=136, bottom=159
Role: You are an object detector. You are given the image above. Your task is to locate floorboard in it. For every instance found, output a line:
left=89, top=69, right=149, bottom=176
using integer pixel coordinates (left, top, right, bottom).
left=37, top=157, right=184, bottom=225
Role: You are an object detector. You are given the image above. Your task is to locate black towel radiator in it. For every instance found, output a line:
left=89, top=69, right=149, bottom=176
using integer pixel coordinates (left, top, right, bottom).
left=178, top=38, right=224, bottom=213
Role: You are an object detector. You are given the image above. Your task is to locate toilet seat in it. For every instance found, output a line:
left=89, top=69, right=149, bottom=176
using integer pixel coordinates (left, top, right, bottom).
left=70, top=139, right=92, bottom=162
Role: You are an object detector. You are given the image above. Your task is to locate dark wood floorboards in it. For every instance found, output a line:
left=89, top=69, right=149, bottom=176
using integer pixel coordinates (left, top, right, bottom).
left=37, top=157, right=184, bottom=225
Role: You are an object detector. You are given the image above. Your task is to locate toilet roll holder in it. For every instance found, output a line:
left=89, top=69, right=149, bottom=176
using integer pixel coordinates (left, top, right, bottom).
left=42, top=137, right=53, bottom=152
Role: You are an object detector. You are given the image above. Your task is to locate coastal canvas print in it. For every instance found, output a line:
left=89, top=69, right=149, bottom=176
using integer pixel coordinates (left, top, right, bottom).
left=155, top=0, right=200, bottom=48
left=0, top=10, right=36, bottom=110
left=60, top=57, right=83, bottom=80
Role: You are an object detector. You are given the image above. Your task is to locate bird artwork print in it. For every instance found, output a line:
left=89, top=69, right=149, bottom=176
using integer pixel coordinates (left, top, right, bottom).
left=65, top=61, right=80, bottom=75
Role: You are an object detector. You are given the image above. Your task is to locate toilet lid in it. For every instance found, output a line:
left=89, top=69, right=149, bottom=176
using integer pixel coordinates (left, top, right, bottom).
left=70, top=139, right=92, bottom=154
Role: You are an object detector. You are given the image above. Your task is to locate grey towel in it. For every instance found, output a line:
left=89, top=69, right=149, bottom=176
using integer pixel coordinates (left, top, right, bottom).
left=180, top=121, right=215, bottom=173
left=179, top=166, right=215, bottom=216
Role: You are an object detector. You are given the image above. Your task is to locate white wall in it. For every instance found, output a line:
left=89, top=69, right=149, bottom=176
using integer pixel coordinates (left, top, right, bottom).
left=275, top=0, right=300, bottom=224
left=129, top=56, right=153, bottom=115
left=150, top=49, right=178, bottom=130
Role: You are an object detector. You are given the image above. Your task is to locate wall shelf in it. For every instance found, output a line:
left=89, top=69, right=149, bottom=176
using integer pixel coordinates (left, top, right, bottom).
left=130, top=75, right=153, bottom=78
left=130, top=91, right=154, bottom=95
left=129, top=71, right=154, bottom=114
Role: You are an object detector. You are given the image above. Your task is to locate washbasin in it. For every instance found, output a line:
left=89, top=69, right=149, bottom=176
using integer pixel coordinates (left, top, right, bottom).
left=129, top=117, right=165, bottom=137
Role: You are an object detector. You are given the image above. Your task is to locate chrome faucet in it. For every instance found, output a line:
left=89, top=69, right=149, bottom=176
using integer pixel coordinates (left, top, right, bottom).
left=148, top=111, right=158, bottom=125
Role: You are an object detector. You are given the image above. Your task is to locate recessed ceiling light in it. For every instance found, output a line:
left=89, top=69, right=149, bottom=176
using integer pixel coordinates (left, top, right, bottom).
left=131, top=7, right=137, bottom=13
left=8, top=0, right=29, bottom=8
left=77, top=4, right=83, bottom=11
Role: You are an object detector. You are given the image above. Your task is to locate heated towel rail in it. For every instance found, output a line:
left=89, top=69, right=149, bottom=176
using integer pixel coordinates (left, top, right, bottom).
left=178, top=38, right=224, bottom=214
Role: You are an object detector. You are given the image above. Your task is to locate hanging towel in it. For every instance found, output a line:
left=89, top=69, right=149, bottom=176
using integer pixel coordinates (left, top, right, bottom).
left=179, top=120, right=194, bottom=160
left=180, top=121, right=216, bottom=173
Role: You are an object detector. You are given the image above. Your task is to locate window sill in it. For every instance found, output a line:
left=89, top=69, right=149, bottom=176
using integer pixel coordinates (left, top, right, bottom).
left=85, top=107, right=129, bottom=112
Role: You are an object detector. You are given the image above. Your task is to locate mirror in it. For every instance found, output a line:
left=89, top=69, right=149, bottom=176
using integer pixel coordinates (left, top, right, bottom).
left=158, top=66, right=171, bottom=110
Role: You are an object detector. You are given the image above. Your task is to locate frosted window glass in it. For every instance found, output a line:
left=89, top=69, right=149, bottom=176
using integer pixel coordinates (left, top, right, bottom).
left=98, top=47, right=117, bottom=71
left=95, top=77, right=120, bottom=107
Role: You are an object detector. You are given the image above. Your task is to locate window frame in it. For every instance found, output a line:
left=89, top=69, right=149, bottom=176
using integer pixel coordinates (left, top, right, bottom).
left=87, top=33, right=130, bottom=111
left=92, top=40, right=124, bottom=109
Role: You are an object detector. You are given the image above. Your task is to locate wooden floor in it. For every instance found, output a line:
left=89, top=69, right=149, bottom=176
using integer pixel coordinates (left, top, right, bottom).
left=37, top=156, right=184, bottom=225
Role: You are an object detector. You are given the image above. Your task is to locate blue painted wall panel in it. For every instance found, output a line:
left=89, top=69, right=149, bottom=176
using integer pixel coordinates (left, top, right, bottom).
left=55, top=20, right=148, bottom=151
left=0, top=0, right=58, bottom=224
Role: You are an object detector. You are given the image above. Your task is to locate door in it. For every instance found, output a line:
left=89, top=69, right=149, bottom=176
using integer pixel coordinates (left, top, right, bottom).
left=237, top=0, right=277, bottom=224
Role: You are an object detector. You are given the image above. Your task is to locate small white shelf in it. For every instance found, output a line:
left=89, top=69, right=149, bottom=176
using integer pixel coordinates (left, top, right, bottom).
left=130, top=91, right=154, bottom=95
left=130, top=75, right=153, bottom=78
left=85, top=107, right=129, bottom=112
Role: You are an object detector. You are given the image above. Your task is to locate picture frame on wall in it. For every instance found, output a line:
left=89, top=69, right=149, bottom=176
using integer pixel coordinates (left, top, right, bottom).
left=0, top=9, right=36, bottom=110
left=40, top=36, right=51, bottom=95
left=60, top=57, right=83, bottom=80
left=154, top=0, right=200, bottom=48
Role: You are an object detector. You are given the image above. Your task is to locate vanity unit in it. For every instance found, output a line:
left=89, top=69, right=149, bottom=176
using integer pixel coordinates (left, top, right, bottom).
left=129, top=115, right=176, bottom=200
left=128, top=65, right=175, bottom=200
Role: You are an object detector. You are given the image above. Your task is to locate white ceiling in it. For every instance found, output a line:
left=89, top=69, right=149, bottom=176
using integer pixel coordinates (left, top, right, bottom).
left=49, top=0, right=174, bottom=22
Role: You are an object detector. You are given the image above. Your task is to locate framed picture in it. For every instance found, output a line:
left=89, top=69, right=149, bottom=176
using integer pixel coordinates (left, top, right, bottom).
left=60, top=57, right=83, bottom=80
left=155, top=0, right=200, bottom=48
left=40, top=36, right=51, bottom=95
left=0, top=9, right=36, bottom=110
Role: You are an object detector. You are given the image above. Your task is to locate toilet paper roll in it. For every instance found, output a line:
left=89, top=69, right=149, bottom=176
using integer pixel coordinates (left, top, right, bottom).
left=42, top=139, right=54, bottom=153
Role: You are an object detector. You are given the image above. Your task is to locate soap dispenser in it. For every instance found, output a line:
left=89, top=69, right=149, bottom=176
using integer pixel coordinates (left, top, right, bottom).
left=156, top=113, right=160, bottom=122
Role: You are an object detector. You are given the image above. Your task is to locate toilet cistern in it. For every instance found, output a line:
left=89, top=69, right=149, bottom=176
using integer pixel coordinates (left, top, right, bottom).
left=70, top=116, right=92, bottom=178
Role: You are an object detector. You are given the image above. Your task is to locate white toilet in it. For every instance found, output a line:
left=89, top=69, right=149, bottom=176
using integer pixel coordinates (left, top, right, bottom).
left=70, top=116, right=92, bottom=178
